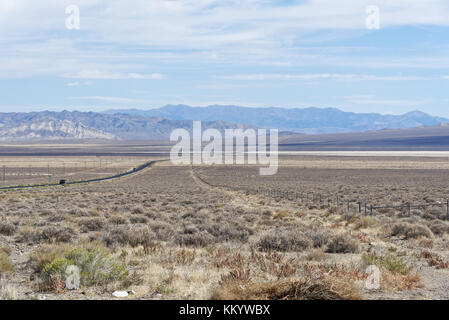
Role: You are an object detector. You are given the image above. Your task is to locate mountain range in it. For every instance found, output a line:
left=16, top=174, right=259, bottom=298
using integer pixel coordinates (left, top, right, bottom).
left=104, top=105, right=449, bottom=134
left=0, top=111, right=252, bottom=141
left=0, top=105, right=448, bottom=141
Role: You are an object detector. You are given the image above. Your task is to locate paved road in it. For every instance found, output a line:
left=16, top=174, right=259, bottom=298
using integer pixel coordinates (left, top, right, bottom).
left=0, top=159, right=161, bottom=191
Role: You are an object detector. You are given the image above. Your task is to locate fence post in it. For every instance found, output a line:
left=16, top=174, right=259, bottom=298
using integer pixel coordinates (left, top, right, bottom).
left=358, top=202, right=361, bottom=213
left=370, top=205, right=373, bottom=216
left=347, top=200, right=350, bottom=212
left=364, top=203, right=367, bottom=216
left=446, top=200, right=449, bottom=220
left=408, top=203, right=411, bottom=217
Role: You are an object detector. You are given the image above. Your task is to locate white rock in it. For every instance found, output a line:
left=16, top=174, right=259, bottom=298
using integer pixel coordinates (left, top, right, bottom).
left=112, top=291, right=128, bottom=298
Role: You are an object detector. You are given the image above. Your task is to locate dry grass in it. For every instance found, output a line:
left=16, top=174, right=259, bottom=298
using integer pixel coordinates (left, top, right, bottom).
left=0, top=277, right=18, bottom=300
left=0, top=248, right=13, bottom=274
left=212, top=276, right=362, bottom=300
left=2, top=155, right=449, bottom=299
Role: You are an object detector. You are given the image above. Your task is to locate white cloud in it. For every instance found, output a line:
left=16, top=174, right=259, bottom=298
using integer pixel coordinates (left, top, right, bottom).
left=66, top=81, right=94, bottom=86
left=1, top=0, right=449, bottom=79
left=219, top=74, right=428, bottom=81
left=64, top=70, right=165, bottom=80
left=70, top=96, right=144, bottom=104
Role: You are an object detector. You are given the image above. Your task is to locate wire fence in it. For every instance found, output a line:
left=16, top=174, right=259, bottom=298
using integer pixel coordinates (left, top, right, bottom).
left=0, top=159, right=126, bottom=186
left=229, top=186, right=449, bottom=221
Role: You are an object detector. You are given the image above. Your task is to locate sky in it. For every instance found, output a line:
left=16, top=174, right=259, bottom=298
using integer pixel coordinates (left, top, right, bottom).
left=1, top=0, right=449, bottom=116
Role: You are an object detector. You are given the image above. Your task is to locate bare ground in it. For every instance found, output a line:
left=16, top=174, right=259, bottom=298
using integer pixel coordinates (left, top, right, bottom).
left=1, top=155, right=449, bottom=300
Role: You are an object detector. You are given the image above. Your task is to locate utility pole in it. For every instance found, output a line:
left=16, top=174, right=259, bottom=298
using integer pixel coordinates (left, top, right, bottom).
left=48, top=164, right=51, bottom=182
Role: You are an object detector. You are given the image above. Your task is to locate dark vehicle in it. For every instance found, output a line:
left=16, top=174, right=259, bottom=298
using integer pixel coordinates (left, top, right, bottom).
left=59, top=179, right=66, bottom=185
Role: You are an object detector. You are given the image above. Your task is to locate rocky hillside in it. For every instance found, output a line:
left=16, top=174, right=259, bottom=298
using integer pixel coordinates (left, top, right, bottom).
left=0, top=111, right=253, bottom=141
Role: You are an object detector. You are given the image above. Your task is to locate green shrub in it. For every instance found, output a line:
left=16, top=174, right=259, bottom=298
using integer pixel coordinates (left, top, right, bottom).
left=65, top=247, right=128, bottom=286
left=40, top=246, right=129, bottom=290
left=362, top=252, right=411, bottom=275
left=41, top=258, right=71, bottom=279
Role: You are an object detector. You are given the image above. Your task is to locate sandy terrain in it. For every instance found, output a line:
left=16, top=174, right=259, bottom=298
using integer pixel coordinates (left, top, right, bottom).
left=1, top=154, right=449, bottom=300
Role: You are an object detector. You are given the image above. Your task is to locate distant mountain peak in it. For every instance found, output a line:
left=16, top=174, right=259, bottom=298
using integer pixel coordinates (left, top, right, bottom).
left=102, top=105, right=449, bottom=134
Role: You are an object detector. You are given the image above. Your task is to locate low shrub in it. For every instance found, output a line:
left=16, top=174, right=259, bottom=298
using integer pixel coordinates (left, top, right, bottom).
left=175, top=232, right=215, bottom=247
left=79, top=217, right=105, bottom=232
left=362, top=252, right=420, bottom=291
left=212, top=276, right=362, bottom=300
left=30, top=244, right=71, bottom=273
left=258, top=231, right=312, bottom=252
left=102, top=226, right=156, bottom=252
left=0, top=277, right=17, bottom=300
left=362, top=252, right=411, bottom=275
left=205, top=223, right=253, bottom=243
left=40, top=246, right=128, bottom=291
left=305, top=230, right=331, bottom=248
left=426, top=220, right=449, bottom=236
left=40, top=226, right=74, bottom=243
left=109, top=215, right=128, bottom=225
left=390, top=222, right=433, bottom=239
left=0, top=250, right=13, bottom=274
left=17, top=226, right=73, bottom=243
left=354, top=217, right=377, bottom=230
left=131, top=206, right=145, bottom=214
left=325, top=234, right=359, bottom=254
left=419, top=251, right=449, bottom=269
left=0, top=223, right=17, bottom=236
left=129, top=215, right=149, bottom=224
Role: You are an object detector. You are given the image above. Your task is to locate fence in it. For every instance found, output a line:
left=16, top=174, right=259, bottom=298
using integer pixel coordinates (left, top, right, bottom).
left=0, top=160, right=159, bottom=191
left=0, top=159, right=118, bottom=185
left=233, top=187, right=449, bottom=220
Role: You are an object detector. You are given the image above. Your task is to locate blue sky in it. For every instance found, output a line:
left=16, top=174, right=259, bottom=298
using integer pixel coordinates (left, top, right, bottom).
left=1, top=0, right=449, bottom=116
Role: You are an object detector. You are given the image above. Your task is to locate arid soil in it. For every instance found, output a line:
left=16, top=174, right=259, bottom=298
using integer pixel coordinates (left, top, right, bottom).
left=1, top=155, right=449, bottom=300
